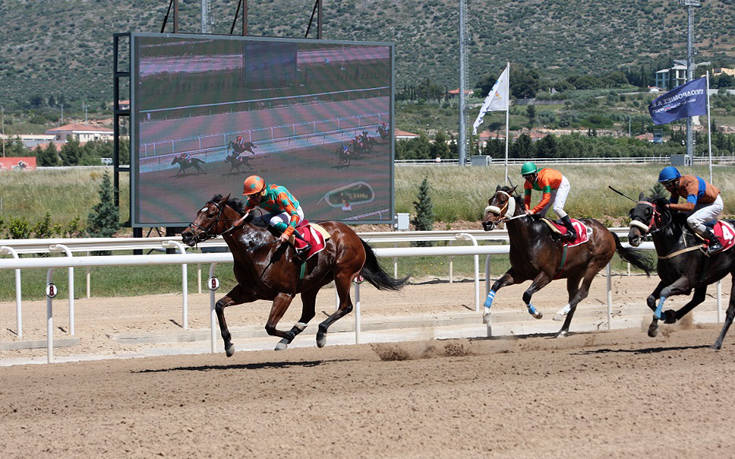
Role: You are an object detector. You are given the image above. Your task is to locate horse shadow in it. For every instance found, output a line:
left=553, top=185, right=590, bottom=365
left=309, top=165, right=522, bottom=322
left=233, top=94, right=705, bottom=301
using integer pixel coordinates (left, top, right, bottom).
left=573, top=344, right=711, bottom=355
left=133, top=358, right=354, bottom=373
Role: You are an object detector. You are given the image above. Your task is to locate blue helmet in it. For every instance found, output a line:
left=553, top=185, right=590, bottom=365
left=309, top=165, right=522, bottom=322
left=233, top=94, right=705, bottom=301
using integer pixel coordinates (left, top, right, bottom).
left=658, top=166, right=681, bottom=183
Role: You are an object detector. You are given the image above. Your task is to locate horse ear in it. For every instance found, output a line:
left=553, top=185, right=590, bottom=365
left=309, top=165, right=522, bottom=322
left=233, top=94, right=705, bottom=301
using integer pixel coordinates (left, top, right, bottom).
left=638, top=192, right=644, bottom=201
left=495, top=185, right=500, bottom=191
left=220, top=193, right=230, bottom=204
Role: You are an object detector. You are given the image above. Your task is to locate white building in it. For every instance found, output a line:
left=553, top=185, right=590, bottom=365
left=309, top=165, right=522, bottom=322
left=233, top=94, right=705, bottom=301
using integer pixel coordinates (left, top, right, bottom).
left=45, top=123, right=114, bottom=143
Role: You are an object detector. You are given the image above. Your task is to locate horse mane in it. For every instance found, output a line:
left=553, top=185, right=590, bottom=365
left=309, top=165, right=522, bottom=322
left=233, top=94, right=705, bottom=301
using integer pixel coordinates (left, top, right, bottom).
left=211, top=194, right=245, bottom=215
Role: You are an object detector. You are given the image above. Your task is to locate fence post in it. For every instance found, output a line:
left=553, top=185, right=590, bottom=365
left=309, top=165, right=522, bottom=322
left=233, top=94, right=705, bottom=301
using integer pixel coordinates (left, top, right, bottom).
left=49, top=244, right=74, bottom=336
left=208, top=263, right=219, bottom=353
left=1, top=246, right=22, bottom=338
left=46, top=269, right=57, bottom=364
left=162, top=241, right=189, bottom=329
left=456, top=233, right=480, bottom=312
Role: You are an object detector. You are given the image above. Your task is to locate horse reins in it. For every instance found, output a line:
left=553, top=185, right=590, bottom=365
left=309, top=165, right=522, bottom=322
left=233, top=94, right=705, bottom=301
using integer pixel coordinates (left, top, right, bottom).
left=629, top=200, right=703, bottom=259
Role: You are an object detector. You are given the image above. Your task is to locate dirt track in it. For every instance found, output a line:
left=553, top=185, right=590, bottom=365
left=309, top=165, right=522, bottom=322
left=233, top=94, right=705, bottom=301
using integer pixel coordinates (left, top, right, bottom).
left=1, top=276, right=734, bottom=457
left=1, top=325, right=734, bottom=457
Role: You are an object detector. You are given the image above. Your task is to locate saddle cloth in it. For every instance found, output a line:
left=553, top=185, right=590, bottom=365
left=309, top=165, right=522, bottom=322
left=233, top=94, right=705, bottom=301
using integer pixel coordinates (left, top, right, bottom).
left=289, top=220, right=330, bottom=260
left=711, top=220, right=735, bottom=252
left=542, top=218, right=591, bottom=247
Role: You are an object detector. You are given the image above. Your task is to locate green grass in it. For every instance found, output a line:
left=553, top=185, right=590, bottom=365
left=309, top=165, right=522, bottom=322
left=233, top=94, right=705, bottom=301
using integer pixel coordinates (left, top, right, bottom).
left=1, top=164, right=726, bottom=300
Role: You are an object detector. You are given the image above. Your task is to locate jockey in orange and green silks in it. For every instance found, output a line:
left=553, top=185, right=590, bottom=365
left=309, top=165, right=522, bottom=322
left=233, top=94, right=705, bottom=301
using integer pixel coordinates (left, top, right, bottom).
left=521, top=161, right=576, bottom=242
left=241, top=175, right=310, bottom=252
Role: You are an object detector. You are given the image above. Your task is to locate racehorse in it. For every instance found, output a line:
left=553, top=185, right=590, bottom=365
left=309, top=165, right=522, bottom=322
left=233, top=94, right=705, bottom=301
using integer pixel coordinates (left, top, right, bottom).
left=334, top=144, right=351, bottom=168
left=224, top=152, right=251, bottom=174
left=628, top=194, right=735, bottom=349
left=171, top=155, right=206, bottom=176
left=482, top=185, right=653, bottom=336
left=181, top=194, right=409, bottom=356
left=229, top=139, right=256, bottom=156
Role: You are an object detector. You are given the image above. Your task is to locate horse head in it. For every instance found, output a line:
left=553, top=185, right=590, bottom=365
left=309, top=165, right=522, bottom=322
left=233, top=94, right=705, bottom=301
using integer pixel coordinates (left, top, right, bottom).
left=482, top=185, right=519, bottom=231
left=627, top=193, right=670, bottom=246
left=182, top=194, right=240, bottom=246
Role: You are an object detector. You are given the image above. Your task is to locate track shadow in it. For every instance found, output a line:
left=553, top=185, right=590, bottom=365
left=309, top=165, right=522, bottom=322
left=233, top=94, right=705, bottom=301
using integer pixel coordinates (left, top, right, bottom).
left=574, top=344, right=711, bottom=355
left=134, top=358, right=354, bottom=373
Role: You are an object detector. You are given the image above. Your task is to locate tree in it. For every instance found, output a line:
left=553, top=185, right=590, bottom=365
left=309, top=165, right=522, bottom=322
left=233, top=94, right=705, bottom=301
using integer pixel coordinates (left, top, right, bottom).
left=411, top=177, right=434, bottom=247
left=526, top=105, right=536, bottom=128
left=36, top=142, right=60, bottom=166
left=430, top=130, right=450, bottom=159
left=87, top=171, right=119, bottom=239
left=60, top=136, right=82, bottom=166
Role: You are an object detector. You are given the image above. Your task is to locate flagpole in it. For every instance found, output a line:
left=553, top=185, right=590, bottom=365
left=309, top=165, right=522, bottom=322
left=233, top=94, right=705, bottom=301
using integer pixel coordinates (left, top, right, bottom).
left=504, top=62, right=510, bottom=185
left=706, top=71, right=712, bottom=184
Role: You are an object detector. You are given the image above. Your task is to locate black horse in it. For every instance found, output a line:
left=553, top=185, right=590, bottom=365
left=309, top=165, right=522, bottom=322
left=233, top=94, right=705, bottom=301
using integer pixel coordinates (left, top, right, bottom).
left=482, top=186, right=653, bottom=336
left=171, top=155, right=206, bottom=176
left=334, top=144, right=351, bottom=168
left=224, top=152, right=252, bottom=174
left=628, top=194, right=735, bottom=349
left=229, top=139, right=257, bottom=156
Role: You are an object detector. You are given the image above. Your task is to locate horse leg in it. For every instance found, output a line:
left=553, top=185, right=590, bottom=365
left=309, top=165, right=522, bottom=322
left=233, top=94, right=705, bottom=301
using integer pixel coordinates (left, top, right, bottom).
left=522, top=272, right=553, bottom=319
left=554, top=275, right=580, bottom=321
left=264, top=292, right=297, bottom=350
left=215, top=285, right=255, bottom=357
left=554, top=273, right=581, bottom=328
left=317, top=272, right=354, bottom=348
left=274, top=289, right=318, bottom=351
left=712, top=276, right=735, bottom=350
left=558, top=267, right=597, bottom=337
left=483, top=269, right=520, bottom=324
left=663, top=286, right=707, bottom=324
left=647, top=276, right=692, bottom=337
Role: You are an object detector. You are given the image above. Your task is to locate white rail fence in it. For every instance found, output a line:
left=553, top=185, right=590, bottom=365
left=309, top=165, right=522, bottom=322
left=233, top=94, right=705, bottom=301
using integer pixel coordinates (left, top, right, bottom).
left=0, top=231, right=679, bottom=363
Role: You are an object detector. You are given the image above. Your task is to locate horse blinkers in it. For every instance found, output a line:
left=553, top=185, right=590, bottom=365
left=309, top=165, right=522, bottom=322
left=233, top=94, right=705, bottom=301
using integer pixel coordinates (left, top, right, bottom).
left=627, top=201, right=660, bottom=247
left=482, top=191, right=514, bottom=231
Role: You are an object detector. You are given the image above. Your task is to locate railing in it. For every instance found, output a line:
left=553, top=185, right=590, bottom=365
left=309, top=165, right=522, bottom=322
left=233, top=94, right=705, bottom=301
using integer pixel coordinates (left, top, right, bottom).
left=0, top=233, right=667, bottom=364
left=395, top=156, right=735, bottom=166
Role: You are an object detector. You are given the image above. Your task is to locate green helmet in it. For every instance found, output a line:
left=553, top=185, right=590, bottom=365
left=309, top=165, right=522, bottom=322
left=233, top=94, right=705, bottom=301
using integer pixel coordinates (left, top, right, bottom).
left=520, top=161, right=538, bottom=176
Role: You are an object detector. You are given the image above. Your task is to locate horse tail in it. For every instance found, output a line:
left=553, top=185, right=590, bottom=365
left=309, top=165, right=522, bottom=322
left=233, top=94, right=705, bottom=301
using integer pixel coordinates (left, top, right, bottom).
left=612, top=232, right=654, bottom=276
left=359, top=239, right=409, bottom=290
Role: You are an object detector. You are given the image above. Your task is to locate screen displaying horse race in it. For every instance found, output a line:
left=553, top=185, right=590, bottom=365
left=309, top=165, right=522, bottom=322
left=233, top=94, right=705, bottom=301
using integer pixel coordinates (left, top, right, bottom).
left=130, top=32, right=394, bottom=227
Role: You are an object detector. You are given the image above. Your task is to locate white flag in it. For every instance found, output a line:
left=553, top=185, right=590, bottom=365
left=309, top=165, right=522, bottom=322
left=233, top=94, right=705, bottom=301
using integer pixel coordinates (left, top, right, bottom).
left=472, top=64, right=510, bottom=135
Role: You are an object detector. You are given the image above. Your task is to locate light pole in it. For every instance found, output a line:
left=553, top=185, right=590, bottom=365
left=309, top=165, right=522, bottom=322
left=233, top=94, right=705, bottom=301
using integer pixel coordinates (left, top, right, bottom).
left=680, top=0, right=701, bottom=160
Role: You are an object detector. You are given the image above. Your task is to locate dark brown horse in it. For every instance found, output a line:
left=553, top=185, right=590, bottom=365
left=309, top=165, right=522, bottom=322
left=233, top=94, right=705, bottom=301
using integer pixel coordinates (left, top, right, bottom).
left=171, top=155, right=206, bottom=176
left=181, top=194, right=408, bottom=356
left=628, top=195, right=735, bottom=349
left=481, top=185, right=653, bottom=336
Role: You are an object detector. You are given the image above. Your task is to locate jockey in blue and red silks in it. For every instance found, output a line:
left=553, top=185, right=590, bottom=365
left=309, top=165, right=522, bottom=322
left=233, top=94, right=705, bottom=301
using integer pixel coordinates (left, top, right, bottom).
left=237, top=175, right=311, bottom=257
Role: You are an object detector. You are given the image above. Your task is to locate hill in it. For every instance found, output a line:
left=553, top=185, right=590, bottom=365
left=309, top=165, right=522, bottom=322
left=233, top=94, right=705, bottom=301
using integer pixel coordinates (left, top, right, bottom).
left=0, top=0, right=733, bottom=110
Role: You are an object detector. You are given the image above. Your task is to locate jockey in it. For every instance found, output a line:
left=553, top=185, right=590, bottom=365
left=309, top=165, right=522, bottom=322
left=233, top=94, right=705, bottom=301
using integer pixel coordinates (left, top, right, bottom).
left=658, top=166, right=723, bottom=254
left=521, top=161, right=576, bottom=242
left=239, top=175, right=311, bottom=257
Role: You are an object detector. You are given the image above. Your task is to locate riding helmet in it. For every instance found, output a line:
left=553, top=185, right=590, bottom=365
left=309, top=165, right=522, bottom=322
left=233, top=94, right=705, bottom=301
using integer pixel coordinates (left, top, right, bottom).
left=243, top=175, right=266, bottom=195
left=658, top=166, right=681, bottom=183
left=520, top=161, right=538, bottom=176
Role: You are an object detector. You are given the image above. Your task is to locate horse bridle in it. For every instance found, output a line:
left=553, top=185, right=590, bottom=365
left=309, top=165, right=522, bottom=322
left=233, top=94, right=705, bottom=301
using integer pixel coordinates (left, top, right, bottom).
left=629, top=200, right=667, bottom=235
left=485, top=190, right=517, bottom=222
left=188, top=200, right=244, bottom=242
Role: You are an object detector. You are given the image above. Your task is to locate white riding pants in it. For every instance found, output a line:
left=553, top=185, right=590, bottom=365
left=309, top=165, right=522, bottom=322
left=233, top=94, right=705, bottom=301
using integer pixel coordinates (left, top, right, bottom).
left=536, top=175, right=571, bottom=219
left=687, top=194, right=723, bottom=234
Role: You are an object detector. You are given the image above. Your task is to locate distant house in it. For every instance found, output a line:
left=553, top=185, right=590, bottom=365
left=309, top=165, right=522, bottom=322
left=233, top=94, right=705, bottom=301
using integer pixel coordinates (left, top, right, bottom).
left=0, top=134, right=56, bottom=149
left=45, top=123, right=114, bottom=142
left=655, top=60, right=711, bottom=90
left=447, top=88, right=474, bottom=98
left=395, top=129, right=419, bottom=140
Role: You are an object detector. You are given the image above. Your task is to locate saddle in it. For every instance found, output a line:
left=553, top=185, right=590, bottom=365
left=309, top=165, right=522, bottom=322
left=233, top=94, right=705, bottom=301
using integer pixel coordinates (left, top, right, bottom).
left=540, top=217, right=591, bottom=247
left=696, top=221, right=735, bottom=253
left=288, top=221, right=330, bottom=261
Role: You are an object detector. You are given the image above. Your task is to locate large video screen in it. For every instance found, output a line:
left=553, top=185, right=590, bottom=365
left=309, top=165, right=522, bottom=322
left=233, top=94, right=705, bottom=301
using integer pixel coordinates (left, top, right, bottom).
left=130, top=32, right=394, bottom=227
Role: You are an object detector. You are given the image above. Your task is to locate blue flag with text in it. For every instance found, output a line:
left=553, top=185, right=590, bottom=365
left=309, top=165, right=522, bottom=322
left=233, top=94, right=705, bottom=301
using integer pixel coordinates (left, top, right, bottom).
left=648, top=77, right=707, bottom=125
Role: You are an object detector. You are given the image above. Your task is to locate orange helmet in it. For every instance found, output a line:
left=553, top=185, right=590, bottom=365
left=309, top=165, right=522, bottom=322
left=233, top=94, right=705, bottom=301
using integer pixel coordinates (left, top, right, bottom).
left=243, top=175, right=265, bottom=195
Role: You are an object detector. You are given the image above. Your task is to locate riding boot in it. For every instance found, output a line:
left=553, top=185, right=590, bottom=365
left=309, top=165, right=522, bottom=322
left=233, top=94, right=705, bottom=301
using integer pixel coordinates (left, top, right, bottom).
left=561, top=215, right=577, bottom=242
left=292, top=230, right=312, bottom=259
left=703, top=228, right=723, bottom=255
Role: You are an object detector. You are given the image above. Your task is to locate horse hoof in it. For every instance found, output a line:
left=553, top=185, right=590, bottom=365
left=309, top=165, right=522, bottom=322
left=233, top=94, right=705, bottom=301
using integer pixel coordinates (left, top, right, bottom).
left=647, top=323, right=658, bottom=338
left=316, top=333, right=326, bottom=348
left=556, top=330, right=568, bottom=338
left=482, top=313, right=491, bottom=324
left=275, top=340, right=288, bottom=351
left=532, top=311, right=543, bottom=320
left=225, top=344, right=235, bottom=357
left=711, top=342, right=723, bottom=350
left=663, top=310, right=677, bottom=324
